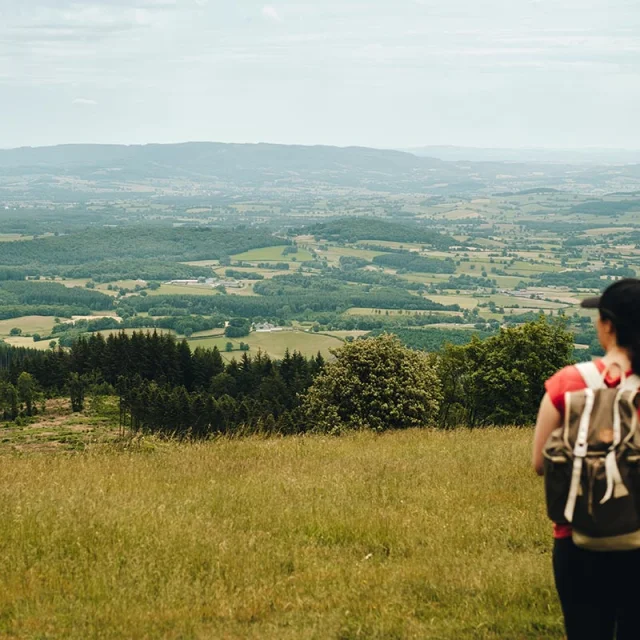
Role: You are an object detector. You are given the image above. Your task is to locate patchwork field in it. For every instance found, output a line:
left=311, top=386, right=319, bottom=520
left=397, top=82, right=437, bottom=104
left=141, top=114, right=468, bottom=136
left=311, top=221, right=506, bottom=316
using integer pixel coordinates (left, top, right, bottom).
left=0, top=428, right=561, bottom=639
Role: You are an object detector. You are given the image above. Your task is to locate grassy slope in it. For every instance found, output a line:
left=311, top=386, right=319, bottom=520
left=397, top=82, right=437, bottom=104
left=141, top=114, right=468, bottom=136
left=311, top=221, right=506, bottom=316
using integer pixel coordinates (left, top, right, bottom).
left=0, top=428, right=561, bottom=639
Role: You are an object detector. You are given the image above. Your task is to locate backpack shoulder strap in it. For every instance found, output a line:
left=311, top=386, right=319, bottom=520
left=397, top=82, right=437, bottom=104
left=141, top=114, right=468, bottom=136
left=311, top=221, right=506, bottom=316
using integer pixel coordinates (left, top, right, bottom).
left=575, top=361, right=606, bottom=390
left=622, top=374, right=640, bottom=392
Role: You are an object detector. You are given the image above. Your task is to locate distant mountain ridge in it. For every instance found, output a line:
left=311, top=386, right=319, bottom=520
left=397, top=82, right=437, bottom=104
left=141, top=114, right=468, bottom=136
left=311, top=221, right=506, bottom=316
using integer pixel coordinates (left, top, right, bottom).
left=1, top=141, right=639, bottom=198
left=0, top=142, right=440, bottom=172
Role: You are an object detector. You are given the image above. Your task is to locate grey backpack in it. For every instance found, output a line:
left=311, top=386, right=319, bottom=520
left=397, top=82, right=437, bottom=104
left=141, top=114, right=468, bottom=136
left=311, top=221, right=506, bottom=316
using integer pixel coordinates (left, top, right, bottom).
left=544, top=361, right=640, bottom=551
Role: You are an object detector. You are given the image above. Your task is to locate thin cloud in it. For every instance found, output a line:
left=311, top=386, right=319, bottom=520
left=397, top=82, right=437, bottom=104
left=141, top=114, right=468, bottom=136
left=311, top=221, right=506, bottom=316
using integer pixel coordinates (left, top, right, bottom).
left=262, top=6, right=282, bottom=22
left=72, top=98, right=97, bottom=105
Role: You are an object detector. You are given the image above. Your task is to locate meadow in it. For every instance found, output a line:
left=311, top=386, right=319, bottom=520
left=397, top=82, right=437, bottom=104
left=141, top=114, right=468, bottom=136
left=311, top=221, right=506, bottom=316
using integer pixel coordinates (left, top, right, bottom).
left=0, top=315, right=58, bottom=337
left=231, top=246, right=315, bottom=263
left=1, top=336, right=57, bottom=350
left=147, top=284, right=221, bottom=297
left=0, top=427, right=561, bottom=639
left=188, top=330, right=344, bottom=359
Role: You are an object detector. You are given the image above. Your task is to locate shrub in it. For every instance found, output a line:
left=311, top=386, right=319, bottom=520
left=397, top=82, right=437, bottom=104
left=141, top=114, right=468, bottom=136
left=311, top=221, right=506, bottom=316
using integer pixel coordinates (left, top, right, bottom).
left=302, top=334, right=442, bottom=433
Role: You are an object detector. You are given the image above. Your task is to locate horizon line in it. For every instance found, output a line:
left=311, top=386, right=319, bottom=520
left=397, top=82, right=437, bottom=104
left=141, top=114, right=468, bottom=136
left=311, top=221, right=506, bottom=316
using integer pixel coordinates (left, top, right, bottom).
left=2, top=140, right=640, bottom=153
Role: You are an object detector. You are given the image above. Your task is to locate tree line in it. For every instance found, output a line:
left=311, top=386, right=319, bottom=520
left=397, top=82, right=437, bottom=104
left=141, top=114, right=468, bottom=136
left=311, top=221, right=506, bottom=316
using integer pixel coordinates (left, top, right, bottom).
left=0, top=318, right=574, bottom=435
left=296, top=217, right=455, bottom=249
left=0, top=226, right=288, bottom=267
left=371, top=253, right=457, bottom=274
left=0, top=281, right=113, bottom=310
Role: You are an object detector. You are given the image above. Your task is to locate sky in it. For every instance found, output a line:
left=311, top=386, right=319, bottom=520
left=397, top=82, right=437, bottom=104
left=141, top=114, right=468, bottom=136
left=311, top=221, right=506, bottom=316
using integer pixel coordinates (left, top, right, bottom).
left=1, top=0, right=639, bottom=150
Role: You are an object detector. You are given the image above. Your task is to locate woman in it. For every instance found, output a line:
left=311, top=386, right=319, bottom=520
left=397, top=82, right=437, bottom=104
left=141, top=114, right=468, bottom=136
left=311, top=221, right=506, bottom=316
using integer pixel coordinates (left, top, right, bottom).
left=532, top=278, right=640, bottom=640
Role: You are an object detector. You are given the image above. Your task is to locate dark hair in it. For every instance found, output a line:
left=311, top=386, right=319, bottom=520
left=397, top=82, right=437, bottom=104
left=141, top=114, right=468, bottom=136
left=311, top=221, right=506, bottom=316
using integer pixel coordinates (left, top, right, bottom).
left=595, top=279, right=640, bottom=374
left=612, top=319, right=640, bottom=375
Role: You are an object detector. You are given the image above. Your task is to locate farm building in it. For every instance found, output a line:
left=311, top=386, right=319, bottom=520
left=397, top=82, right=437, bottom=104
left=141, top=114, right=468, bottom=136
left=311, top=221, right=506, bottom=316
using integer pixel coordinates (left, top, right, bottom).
left=253, top=323, right=284, bottom=333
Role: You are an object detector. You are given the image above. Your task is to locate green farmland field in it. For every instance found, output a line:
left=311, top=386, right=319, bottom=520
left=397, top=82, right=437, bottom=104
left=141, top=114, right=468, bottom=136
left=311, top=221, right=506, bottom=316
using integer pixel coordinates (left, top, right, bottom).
left=231, top=246, right=315, bottom=263
left=0, top=428, right=561, bottom=639
left=0, top=316, right=59, bottom=337
left=188, top=330, right=343, bottom=360
left=0, top=234, right=34, bottom=242
left=146, top=284, right=221, bottom=296
left=2, top=336, right=57, bottom=350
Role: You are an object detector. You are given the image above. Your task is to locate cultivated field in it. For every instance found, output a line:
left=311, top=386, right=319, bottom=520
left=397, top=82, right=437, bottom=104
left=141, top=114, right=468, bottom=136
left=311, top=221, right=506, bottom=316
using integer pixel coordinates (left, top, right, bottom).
left=147, top=284, right=221, bottom=296
left=0, top=233, right=34, bottom=242
left=0, top=428, right=561, bottom=639
left=188, top=330, right=344, bottom=360
left=0, top=315, right=58, bottom=337
left=231, top=246, right=315, bottom=262
left=2, top=336, right=57, bottom=350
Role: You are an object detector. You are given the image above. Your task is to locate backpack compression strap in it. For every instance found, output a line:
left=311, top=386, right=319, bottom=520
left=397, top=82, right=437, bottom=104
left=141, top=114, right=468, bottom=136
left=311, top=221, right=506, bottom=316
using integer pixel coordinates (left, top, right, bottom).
left=600, top=373, right=640, bottom=504
left=600, top=386, right=631, bottom=504
left=563, top=362, right=603, bottom=522
left=564, top=388, right=596, bottom=523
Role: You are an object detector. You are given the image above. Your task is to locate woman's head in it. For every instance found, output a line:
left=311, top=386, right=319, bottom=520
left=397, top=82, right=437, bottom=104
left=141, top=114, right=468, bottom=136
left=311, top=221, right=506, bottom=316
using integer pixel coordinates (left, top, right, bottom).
left=582, top=279, right=640, bottom=371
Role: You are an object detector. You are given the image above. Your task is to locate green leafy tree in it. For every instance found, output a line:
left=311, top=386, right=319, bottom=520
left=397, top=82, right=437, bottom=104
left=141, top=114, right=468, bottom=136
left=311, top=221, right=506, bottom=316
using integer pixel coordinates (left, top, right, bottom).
left=302, top=334, right=442, bottom=433
left=437, top=317, right=575, bottom=427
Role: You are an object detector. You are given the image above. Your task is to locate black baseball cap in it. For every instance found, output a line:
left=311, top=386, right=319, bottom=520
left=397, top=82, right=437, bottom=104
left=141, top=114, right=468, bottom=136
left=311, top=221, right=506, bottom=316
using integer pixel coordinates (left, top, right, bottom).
left=581, top=279, right=640, bottom=323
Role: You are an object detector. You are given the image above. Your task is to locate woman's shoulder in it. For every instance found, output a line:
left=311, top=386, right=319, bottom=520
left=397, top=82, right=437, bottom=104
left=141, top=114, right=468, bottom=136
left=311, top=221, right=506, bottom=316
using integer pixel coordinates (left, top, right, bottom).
left=545, top=360, right=603, bottom=414
left=546, top=359, right=604, bottom=387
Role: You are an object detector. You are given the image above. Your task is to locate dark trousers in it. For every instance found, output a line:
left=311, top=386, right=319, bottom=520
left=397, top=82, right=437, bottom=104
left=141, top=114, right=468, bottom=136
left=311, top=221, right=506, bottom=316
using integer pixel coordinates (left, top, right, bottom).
left=553, top=537, right=640, bottom=640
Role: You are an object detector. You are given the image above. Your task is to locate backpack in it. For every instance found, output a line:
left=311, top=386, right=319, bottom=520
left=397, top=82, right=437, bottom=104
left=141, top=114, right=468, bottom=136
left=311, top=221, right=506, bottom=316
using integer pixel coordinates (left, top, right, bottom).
left=544, top=361, right=640, bottom=551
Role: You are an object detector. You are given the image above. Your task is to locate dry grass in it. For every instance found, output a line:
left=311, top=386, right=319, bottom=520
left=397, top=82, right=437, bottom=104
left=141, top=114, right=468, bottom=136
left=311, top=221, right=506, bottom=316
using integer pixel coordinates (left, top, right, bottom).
left=0, top=315, right=58, bottom=337
left=2, top=336, right=57, bottom=350
left=0, top=429, right=562, bottom=639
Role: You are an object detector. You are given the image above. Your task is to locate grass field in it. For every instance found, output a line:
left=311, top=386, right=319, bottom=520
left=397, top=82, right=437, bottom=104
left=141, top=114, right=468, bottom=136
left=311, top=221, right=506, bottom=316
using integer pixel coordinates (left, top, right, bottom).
left=0, top=233, right=34, bottom=242
left=315, top=246, right=386, bottom=265
left=231, top=246, right=315, bottom=263
left=188, top=331, right=344, bottom=359
left=0, top=316, right=58, bottom=337
left=147, top=284, right=221, bottom=296
left=2, top=336, right=57, bottom=350
left=95, top=280, right=145, bottom=292
left=0, top=427, right=561, bottom=639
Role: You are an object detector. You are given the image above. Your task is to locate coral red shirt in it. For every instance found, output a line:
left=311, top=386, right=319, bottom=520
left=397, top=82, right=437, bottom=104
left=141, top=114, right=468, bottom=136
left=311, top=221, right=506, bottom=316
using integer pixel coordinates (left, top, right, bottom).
left=544, top=359, right=635, bottom=539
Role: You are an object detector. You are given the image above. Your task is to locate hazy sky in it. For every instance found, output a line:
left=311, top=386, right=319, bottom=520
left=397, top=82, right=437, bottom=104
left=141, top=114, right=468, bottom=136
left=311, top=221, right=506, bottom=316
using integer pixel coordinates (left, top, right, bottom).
left=1, top=0, right=639, bottom=149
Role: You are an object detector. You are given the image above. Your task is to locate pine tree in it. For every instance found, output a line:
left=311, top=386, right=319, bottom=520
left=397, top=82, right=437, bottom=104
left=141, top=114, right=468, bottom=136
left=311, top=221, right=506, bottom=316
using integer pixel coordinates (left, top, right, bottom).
left=68, top=372, right=86, bottom=413
left=17, top=372, right=37, bottom=417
